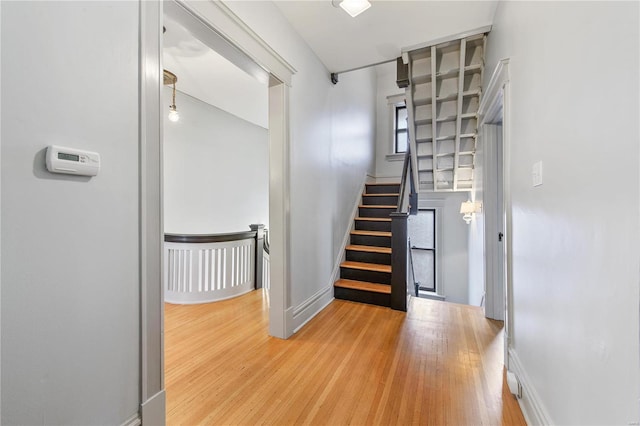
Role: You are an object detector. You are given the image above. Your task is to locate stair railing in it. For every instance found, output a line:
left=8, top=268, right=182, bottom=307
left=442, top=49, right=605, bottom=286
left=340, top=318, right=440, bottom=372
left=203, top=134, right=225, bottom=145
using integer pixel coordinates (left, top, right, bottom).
left=390, top=143, right=418, bottom=312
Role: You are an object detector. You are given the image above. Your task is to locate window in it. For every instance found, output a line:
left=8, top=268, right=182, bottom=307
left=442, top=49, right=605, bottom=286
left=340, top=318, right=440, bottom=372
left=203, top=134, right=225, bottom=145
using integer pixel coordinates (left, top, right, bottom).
left=409, top=209, right=436, bottom=294
left=394, top=104, right=408, bottom=153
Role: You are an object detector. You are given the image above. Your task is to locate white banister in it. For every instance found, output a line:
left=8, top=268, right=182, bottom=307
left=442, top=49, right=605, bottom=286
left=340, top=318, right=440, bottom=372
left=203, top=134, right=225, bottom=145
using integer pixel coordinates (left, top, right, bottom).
left=164, top=238, right=255, bottom=304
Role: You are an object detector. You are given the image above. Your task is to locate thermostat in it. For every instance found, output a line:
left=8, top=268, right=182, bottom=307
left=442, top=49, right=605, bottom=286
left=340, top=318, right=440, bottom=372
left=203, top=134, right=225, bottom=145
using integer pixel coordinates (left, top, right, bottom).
left=46, top=145, right=100, bottom=177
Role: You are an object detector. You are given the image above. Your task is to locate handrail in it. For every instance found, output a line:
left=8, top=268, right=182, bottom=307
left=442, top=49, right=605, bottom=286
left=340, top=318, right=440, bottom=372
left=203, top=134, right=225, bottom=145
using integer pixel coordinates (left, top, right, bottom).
left=396, top=142, right=418, bottom=215
left=165, top=231, right=256, bottom=243
left=396, top=147, right=412, bottom=213
left=408, top=237, right=418, bottom=296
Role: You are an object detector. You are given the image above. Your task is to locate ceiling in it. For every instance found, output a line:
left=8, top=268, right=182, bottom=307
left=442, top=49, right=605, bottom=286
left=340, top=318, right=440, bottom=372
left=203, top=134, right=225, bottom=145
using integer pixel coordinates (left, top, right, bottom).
left=163, top=14, right=268, bottom=128
left=273, top=0, right=498, bottom=73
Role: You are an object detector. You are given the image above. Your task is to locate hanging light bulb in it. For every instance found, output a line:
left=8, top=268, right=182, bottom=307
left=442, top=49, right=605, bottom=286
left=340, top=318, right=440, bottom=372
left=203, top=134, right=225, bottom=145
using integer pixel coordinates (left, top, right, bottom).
left=163, top=69, right=180, bottom=122
left=168, top=105, right=180, bottom=122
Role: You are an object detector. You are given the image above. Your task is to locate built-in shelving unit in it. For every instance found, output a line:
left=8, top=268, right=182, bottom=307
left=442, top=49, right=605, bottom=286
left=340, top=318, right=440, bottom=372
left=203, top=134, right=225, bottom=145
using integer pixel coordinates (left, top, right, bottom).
left=405, top=33, right=486, bottom=192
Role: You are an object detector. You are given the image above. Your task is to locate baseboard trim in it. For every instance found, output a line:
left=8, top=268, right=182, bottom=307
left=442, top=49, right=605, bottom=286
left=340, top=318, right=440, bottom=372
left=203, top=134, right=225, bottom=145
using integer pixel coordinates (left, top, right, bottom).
left=120, top=414, right=141, bottom=426
left=508, top=348, right=553, bottom=425
left=141, top=389, right=166, bottom=426
left=292, top=284, right=334, bottom=333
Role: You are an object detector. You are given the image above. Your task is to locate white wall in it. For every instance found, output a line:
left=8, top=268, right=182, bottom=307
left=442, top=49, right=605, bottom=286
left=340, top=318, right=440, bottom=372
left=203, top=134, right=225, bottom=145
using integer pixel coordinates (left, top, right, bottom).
left=483, top=2, right=639, bottom=424
left=374, top=62, right=405, bottom=181
left=1, top=2, right=139, bottom=424
left=220, top=2, right=377, bottom=312
left=417, top=193, right=470, bottom=305
left=163, top=87, right=269, bottom=234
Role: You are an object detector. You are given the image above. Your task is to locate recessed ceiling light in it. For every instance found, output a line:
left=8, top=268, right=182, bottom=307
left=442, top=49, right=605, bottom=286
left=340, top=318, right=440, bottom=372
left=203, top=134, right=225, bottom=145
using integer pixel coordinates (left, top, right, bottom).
left=335, top=0, right=371, bottom=18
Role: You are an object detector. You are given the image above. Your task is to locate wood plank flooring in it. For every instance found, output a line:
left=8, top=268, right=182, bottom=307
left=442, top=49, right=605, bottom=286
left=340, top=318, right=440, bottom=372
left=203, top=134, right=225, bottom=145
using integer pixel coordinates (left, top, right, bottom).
left=165, top=290, right=526, bottom=425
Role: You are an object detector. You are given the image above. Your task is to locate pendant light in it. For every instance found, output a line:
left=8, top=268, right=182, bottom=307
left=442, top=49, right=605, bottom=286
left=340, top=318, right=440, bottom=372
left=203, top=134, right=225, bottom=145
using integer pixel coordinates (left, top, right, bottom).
left=163, top=70, right=180, bottom=122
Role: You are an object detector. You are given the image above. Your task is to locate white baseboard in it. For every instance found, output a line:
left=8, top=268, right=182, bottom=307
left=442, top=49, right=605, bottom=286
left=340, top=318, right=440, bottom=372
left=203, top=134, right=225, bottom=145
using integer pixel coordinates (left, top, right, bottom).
left=141, top=389, right=166, bottom=426
left=508, top=348, right=553, bottom=425
left=292, top=284, right=334, bottom=333
left=120, top=414, right=141, bottom=426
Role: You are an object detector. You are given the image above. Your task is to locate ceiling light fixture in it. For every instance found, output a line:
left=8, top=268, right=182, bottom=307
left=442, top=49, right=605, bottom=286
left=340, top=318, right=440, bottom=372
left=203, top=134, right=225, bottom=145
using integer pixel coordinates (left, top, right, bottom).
left=332, top=0, right=371, bottom=18
left=163, top=69, right=180, bottom=122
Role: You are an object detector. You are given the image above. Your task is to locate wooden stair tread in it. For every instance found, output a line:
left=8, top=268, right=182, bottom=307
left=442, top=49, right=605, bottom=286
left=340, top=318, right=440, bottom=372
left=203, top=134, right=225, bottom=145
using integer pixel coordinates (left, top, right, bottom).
left=362, top=193, right=400, bottom=197
left=359, top=205, right=397, bottom=209
left=355, top=217, right=392, bottom=222
left=334, top=279, right=391, bottom=294
left=340, top=261, right=391, bottom=273
left=346, top=245, right=392, bottom=254
left=350, top=230, right=391, bottom=237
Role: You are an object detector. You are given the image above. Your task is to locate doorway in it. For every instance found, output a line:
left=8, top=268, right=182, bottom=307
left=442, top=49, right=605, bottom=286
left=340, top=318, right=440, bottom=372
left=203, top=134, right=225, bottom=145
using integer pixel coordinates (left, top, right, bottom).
left=139, top=1, right=295, bottom=422
left=478, top=58, right=511, bottom=363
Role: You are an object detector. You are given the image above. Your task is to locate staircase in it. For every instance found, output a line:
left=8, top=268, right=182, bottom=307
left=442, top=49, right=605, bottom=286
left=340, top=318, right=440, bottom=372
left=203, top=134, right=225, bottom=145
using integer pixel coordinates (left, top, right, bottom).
left=334, top=182, right=400, bottom=307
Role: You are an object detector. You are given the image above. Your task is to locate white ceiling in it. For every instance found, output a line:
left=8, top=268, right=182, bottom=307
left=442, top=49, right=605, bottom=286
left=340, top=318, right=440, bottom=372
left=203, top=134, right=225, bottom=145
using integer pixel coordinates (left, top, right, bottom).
left=273, top=0, right=498, bottom=73
left=163, top=14, right=268, bottom=128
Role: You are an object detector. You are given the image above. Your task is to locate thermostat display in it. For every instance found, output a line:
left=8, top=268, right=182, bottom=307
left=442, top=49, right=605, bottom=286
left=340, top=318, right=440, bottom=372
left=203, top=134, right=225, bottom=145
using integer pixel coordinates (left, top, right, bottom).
left=46, top=145, right=100, bottom=177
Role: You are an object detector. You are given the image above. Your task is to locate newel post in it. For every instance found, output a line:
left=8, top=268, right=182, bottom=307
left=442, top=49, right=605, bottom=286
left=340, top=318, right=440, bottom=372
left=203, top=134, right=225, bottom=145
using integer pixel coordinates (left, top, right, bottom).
left=250, top=224, right=265, bottom=289
left=390, top=212, right=408, bottom=312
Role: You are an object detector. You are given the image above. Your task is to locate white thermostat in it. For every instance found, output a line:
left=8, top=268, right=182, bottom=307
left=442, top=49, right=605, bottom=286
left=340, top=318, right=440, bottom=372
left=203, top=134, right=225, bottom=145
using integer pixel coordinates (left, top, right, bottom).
left=46, top=145, right=100, bottom=177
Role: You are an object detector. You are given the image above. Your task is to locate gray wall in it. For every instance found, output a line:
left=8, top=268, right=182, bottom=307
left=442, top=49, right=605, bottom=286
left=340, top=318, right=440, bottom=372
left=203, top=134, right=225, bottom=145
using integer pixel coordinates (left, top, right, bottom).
left=1, top=2, right=140, bottom=424
left=225, top=1, right=378, bottom=310
left=163, top=88, right=269, bottom=234
left=481, top=1, right=639, bottom=423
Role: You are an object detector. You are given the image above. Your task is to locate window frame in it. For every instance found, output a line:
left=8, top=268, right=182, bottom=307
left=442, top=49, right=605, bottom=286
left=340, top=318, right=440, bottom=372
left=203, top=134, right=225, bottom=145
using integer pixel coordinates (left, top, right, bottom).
left=411, top=208, right=437, bottom=293
left=394, top=104, right=408, bottom=154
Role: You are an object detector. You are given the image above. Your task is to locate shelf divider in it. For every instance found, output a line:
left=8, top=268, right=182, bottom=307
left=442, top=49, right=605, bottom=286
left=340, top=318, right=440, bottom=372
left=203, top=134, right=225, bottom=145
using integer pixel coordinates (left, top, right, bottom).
left=453, top=38, right=466, bottom=191
left=430, top=45, right=438, bottom=192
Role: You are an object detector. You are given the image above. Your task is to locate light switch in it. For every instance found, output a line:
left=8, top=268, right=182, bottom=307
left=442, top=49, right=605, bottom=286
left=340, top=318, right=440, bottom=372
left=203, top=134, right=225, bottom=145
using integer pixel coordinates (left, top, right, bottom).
left=532, top=161, right=543, bottom=187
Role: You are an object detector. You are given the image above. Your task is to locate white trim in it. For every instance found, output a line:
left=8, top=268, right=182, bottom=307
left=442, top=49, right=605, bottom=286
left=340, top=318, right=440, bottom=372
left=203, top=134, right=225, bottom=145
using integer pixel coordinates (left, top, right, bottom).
left=268, top=82, right=291, bottom=339
left=292, top=284, right=334, bottom=333
left=417, top=291, right=445, bottom=301
left=479, top=58, right=510, bottom=121
left=401, top=25, right=492, bottom=55
left=386, top=93, right=405, bottom=105
left=0, top=2, right=3, bottom=419
left=139, top=0, right=164, bottom=411
left=508, top=349, right=553, bottom=425
left=141, top=390, right=166, bottom=426
left=174, top=0, right=296, bottom=86
left=478, top=58, right=511, bottom=358
left=120, top=414, right=141, bottom=426
left=481, top=123, right=504, bottom=321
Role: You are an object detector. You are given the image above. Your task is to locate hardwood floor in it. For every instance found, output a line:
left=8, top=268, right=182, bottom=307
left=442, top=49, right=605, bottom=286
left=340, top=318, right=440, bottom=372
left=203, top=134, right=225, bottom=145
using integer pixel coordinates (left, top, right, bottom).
left=165, top=290, right=526, bottom=425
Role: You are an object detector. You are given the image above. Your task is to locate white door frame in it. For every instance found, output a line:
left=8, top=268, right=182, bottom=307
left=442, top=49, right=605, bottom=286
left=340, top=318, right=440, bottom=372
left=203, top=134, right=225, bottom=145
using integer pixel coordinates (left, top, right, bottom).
left=139, top=0, right=296, bottom=423
left=482, top=123, right=504, bottom=321
left=478, top=59, right=511, bottom=361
